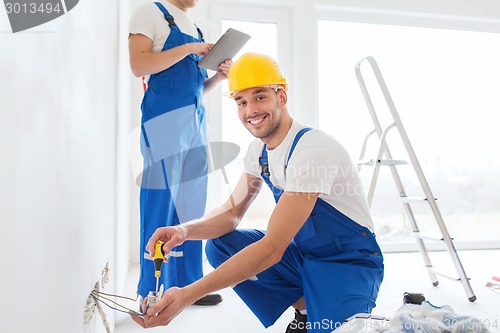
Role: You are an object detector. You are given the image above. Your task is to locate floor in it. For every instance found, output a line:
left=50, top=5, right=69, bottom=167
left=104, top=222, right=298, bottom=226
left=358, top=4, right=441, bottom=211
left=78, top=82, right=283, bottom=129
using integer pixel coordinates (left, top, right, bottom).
left=114, top=249, right=500, bottom=333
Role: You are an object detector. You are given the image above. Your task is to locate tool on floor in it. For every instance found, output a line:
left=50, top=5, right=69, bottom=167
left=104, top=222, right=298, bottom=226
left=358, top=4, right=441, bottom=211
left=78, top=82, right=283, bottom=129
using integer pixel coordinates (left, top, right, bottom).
left=403, top=292, right=426, bottom=305
left=486, top=281, right=500, bottom=289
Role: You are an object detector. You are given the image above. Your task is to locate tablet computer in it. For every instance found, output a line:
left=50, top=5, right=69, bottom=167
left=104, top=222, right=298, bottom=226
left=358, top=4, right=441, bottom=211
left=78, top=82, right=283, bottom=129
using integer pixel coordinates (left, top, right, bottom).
left=198, top=28, right=251, bottom=71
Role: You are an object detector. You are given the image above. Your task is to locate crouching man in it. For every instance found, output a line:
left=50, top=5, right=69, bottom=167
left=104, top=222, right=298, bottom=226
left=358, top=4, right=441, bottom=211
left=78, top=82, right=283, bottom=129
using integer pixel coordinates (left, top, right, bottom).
left=131, top=52, right=384, bottom=333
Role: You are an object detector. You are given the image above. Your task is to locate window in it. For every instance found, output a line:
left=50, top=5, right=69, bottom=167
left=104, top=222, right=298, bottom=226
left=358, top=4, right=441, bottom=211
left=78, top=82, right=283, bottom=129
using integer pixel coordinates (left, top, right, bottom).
left=318, top=20, right=500, bottom=249
left=204, top=5, right=292, bottom=228
left=219, top=19, right=278, bottom=229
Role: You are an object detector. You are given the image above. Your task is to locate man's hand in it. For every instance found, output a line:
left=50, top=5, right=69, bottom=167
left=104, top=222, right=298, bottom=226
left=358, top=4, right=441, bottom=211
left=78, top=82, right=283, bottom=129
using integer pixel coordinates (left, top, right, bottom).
left=214, top=59, right=232, bottom=80
left=130, top=287, right=194, bottom=328
left=188, top=42, right=214, bottom=56
left=146, top=226, right=186, bottom=261
left=204, top=59, right=233, bottom=94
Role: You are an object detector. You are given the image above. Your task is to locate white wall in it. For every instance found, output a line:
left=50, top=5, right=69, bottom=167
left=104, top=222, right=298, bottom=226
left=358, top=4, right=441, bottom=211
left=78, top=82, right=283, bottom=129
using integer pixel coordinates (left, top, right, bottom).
left=0, top=0, right=132, bottom=332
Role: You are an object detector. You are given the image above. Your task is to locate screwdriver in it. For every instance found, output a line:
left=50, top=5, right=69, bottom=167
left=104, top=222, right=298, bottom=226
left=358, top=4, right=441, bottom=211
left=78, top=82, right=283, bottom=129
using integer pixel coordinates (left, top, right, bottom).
left=152, top=240, right=165, bottom=294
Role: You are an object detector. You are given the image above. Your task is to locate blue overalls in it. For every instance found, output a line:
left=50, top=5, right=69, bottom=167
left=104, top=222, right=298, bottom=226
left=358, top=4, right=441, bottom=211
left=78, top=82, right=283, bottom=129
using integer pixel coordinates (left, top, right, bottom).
left=137, top=2, right=209, bottom=298
left=206, top=128, right=384, bottom=332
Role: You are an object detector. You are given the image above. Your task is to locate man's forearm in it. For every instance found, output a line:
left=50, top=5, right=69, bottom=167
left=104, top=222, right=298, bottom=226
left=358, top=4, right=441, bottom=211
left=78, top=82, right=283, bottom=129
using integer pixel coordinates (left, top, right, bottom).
left=130, top=44, right=191, bottom=77
left=183, top=236, right=281, bottom=302
left=203, top=74, right=225, bottom=95
left=183, top=191, right=318, bottom=300
left=181, top=202, right=240, bottom=241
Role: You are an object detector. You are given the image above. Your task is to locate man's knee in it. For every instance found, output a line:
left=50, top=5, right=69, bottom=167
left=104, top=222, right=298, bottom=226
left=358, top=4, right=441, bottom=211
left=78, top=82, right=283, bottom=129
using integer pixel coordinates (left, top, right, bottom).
left=205, top=230, right=263, bottom=269
left=205, top=237, right=231, bottom=269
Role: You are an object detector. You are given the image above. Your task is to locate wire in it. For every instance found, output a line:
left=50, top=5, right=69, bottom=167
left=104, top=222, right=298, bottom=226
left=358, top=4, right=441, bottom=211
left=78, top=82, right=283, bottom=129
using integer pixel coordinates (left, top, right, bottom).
left=92, top=290, right=138, bottom=302
left=91, top=291, right=141, bottom=314
left=91, top=292, right=145, bottom=316
left=92, top=295, right=143, bottom=316
left=91, top=294, right=145, bottom=317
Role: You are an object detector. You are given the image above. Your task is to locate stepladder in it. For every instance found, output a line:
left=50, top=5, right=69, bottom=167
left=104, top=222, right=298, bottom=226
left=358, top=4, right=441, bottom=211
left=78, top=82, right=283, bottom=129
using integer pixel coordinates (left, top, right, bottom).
left=355, top=56, right=476, bottom=302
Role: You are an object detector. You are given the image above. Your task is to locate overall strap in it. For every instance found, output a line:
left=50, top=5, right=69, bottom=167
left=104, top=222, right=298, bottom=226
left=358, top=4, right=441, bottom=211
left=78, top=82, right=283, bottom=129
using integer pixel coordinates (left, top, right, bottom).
left=259, top=127, right=313, bottom=201
left=286, top=127, right=312, bottom=168
left=259, top=148, right=273, bottom=191
left=154, top=2, right=177, bottom=27
left=195, top=24, right=204, bottom=42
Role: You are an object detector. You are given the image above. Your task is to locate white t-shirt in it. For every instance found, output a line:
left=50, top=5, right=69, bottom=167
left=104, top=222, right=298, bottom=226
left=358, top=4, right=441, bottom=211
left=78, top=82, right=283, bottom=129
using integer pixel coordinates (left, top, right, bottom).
left=129, top=0, right=199, bottom=53
left=244, top=120, right=374, bottom=232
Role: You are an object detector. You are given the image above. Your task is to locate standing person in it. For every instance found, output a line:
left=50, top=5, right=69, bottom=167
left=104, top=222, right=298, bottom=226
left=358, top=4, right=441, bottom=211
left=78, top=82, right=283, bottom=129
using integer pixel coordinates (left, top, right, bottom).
left=129, top=0, right=230, bottom=306
left=131, top=52, right=384, bottom=333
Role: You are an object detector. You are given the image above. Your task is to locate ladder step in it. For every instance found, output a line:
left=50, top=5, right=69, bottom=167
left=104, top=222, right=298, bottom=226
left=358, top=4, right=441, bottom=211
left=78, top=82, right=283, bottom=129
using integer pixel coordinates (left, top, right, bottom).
left=425, top=267, right=469, bottom=282
left=414, top=233, right=447, bottom=242
left=358, top=158, right=409, bottom=166
left=400, top=196, right=437, bottom=203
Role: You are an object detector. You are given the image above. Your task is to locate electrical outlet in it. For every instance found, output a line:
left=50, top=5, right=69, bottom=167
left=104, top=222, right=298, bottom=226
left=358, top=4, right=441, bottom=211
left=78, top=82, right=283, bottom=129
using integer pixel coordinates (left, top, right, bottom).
left=100, top=262, right=110, bottom=288
left=83, top=263, right=111, bottom=333
left=83, top=282, right=99, bottom=329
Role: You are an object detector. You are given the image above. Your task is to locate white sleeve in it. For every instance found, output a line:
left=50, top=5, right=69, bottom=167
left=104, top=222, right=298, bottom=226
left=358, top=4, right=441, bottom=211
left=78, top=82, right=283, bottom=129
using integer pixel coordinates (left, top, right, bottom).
left=129, top=3, right=170, bottom=42
left=284, top=139, right=350, bottom=195
left=243, top=140, right=264, bottom=178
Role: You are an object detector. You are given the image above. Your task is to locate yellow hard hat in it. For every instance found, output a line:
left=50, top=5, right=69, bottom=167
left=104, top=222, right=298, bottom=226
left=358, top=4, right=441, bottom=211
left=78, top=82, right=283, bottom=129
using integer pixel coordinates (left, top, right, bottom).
left=226, top=53, right=288, bottom=98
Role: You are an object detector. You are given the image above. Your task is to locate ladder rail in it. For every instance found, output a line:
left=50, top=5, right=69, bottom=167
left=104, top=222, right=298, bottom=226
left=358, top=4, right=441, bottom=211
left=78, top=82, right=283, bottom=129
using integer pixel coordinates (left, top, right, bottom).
left=357, top=129, right=377, bottom=171
left=355, top=59, right=408, bottom=200
left=355, top=56, right=476, bottom=302
left=356, top=59, right=438, bottom=285
left=366, top=123, right=395, bottom=205
left=359, top=57, right=442, bottom=217
left=357, top=91, right=440, bottom=286
left=365, top=123, right=439, bottom=285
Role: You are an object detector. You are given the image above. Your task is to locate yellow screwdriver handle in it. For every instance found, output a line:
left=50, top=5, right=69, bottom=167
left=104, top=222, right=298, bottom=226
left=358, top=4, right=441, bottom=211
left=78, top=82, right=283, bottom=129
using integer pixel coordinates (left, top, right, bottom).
left=153, top=240, right=165, bottom=278
left=153, top=240, right=165, bottom=260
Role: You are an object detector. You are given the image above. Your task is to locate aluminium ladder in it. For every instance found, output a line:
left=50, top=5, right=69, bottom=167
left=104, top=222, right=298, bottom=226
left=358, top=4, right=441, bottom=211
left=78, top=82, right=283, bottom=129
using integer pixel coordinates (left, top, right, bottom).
left=355, top=56, right=476, bottom=302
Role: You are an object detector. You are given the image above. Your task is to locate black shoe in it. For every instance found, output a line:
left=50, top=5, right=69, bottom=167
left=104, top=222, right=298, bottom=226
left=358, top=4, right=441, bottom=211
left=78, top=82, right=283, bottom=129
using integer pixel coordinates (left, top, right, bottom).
left=285, top=309, right=307, bottom=333
left=193, top=293, right=223, bottom=306
left=403, top=292, right=425, bottom=305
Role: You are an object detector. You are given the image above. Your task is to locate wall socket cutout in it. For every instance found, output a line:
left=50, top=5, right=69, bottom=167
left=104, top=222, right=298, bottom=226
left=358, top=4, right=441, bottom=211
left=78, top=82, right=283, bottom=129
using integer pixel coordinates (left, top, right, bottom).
left=83, top=262, right=111, bottom=333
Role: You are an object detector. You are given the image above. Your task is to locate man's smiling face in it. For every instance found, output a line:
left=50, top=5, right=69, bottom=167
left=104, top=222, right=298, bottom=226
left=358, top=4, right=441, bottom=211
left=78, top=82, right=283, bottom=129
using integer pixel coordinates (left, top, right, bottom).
left=234, top=87, right=286, bottom=142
